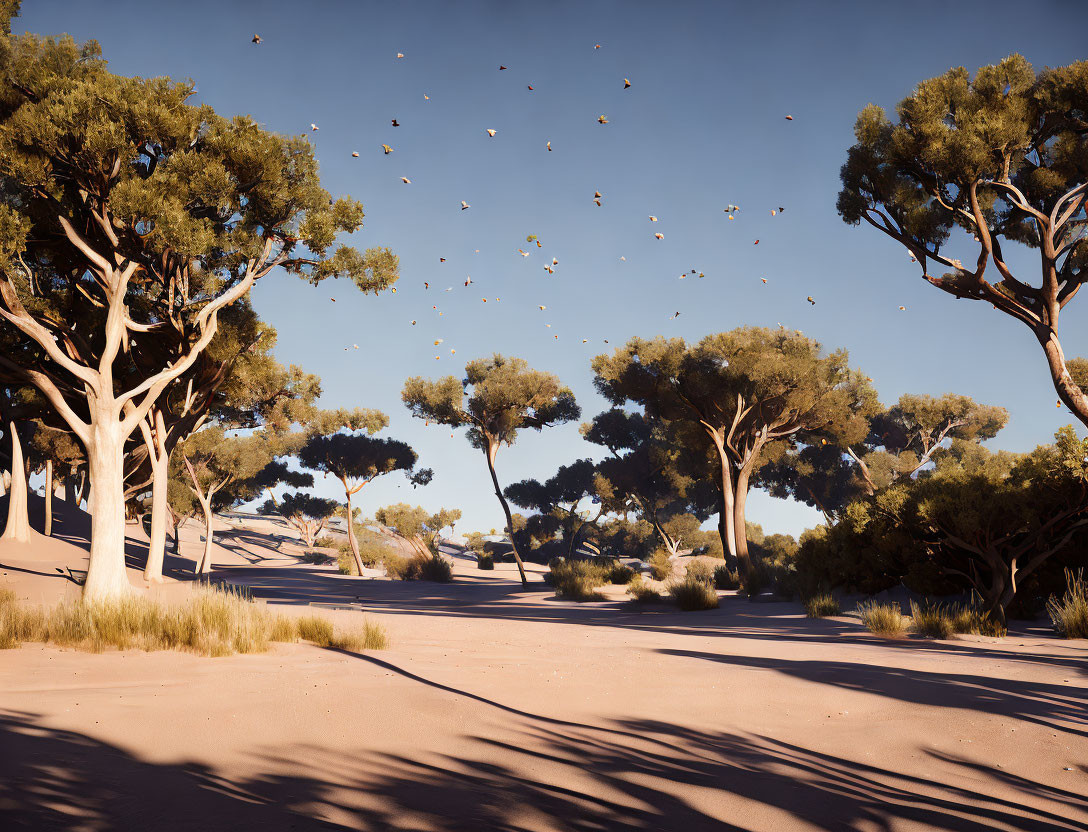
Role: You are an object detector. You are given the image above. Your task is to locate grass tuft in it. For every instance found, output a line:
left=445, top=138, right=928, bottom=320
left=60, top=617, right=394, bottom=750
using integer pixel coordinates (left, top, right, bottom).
left=476, top=552, right=494, bottom=570
left=685, top=560, right=714, bottom=586
left=605, top=561, right=636, bottom=584
left=804, top=594, right=840, bottom=618
left=546, top=559, right=606, bottom=601
left=857, top=600, right=907, bottom=637
left=648, top=551, right=672, bottom=581
left=1047, top=569, right=1088, bottom=639
left=668, top=577, right=720, bottom=611
left=625, top=575, right=661, bottom=603
left=714, top=565, right=739, bottom=590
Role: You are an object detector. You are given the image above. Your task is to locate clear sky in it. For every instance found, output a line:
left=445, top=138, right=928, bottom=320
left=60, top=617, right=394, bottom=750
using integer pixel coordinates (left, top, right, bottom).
left=16, top=1, right=1088, bottom=537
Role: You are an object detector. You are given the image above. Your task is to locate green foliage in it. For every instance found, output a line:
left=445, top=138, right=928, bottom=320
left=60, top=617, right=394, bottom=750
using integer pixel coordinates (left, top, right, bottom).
left=546, top=558, right=607, bottom=601
left=626, top=575, right=661, bottom=603
left=804, top=594, right=841, bottom=618
left=714, top=564, right=739, bottom=590
left=383, top=552, right=453, bottom=582
left=312, top=535, right=337, bottom=549
left=668, top=577, right=720, bottom=611
left=374, top=503, right=461, bottom=541
left=1047, top=569, right=1088, bottom=639
left=857, top=601, right=907, bottom=638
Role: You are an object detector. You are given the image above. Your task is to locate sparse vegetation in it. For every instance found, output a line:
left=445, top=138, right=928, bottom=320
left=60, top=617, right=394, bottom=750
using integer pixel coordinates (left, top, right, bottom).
left=546, top=559, right=606, bottom=601
left=605, top=561, right=636, bottom=584
left=668, top=577, right=719, bottom=611
left=741, top=566, right=769, bottom=599
left=476, top=552, right=495, bottom=570
left=1047, top=569, right=1088, bottom=639
left=299, top=551, right=333, bottom=565
left=626, top=576, right=661, bottom=603
left=382, top=552, right=453, bottom=582
left=685, top=560, right=714, bottom=585
left=0, top=587, right=387, bottom=655
left=649, top=550, right=672, bottom=581
left=909, top=601, right=954, bottom=639
left=804, top=594, right=840, bottom=618
left=714, top=565, right=739, bottom=590
left=313, top=535, right=338, bottom=549
left=857, top=600, right=907, bottom=638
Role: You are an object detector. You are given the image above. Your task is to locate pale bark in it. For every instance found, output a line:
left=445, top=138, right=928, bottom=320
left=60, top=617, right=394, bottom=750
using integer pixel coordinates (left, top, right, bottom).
left=139, top=409, right=170, bottom=583
left=342, top=481, right=365, bottom=576
left=1, top=422, right=31, bottom=543
left=196, top=494, right=214, bottom=575
left=707, top=430, right=739, bottom=563
left=485, top=439, right=529, bottom=586
left=81, top=416, right=132, bottom=601
left=732, top=461, right=757, bottom=580
left=43, top=458, right=53, bottom=537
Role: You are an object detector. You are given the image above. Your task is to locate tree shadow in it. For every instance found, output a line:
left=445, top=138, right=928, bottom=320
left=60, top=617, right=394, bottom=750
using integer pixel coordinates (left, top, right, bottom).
left=658, top=649, right=1088, bottom=738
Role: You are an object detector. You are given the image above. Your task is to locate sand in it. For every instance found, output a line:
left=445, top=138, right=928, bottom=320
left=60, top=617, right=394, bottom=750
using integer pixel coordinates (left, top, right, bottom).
left=1, top=506, right=1086, bottom=831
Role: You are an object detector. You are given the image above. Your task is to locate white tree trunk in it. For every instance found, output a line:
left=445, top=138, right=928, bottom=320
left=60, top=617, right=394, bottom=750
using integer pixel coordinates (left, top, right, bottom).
left=143, top=453, right=169, bottom=583
left=1, top=423, right=31, bottom=544
left=43, top=458, right=53, bottom=537
left=196, top=497, right=214, bottom=575
left=81, top=416, right=132, bottom=602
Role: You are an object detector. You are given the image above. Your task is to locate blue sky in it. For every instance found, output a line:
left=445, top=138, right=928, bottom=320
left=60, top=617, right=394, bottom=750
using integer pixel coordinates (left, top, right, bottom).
left=18, top=1, right=1088, bottom=536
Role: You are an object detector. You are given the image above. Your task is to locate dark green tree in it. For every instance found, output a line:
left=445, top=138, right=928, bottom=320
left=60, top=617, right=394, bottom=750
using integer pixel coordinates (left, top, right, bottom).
left=505, top=458, right=603, bottom=559
left=258, top=491, right=339, bottom=550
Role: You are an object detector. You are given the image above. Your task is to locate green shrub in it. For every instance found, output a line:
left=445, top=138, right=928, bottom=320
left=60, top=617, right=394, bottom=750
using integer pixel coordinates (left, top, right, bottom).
left=741, top=565, right=769, bottom=599
left=337, top=548, right=359, bottom=575
left=1047, top=569, right=1088, bottom=639
left=313, top=535, right=337, bottom=549
left=857, top=600, right=907, bottom=637
left=605, top=561, right=636, bottom=584
left=714, top=565, right=740, bottom=590
left=299, top=550, right=332, bottom=565
left=909, top=600, right=954, bottom=638
left=648, top=550, right=672, bottom=581
left=804, top=594, right=840, bottom=618
left=476, top=552, right=494, bottom=570
left=668, top=577, right=720, bottom=611
left=685, top=560, right=714, bottom=585
left=547, top=558, right=607, bottom=601
left=626, top=575, right=660, bottom=603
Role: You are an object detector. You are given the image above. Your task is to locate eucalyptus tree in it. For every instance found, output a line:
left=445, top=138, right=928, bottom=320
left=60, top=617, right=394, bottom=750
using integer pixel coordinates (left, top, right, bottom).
left=298, top=408, right=430, bottom=576
left=258, top=492, right=339, bottom=550
left=839, top=54, right=1088, bottom=425
left=374, top=503, right=462, bottom=560
left=505, top=459, right=603, bottom=559
left=402, top=355, right=580, bottom=586
left=593, top=330, right=875, bottom=577
left=0, top=26, right=397, bottom=599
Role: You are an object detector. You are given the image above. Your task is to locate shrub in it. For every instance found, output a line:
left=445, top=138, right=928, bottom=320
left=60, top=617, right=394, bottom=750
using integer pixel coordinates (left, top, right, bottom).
left=547, top=558, right=607, bottom=601
left=1046, top=568, right=1088, bottom=639
left=804, top=594, right=840, bottom=618
left=476, top=552, right=495, bottom=570
left=857, top=600, right=907, bottom=637
left=296, top=614, right=389, bottom=650
left=299, top=551, right=332, bottom=565
left=909, top=600, right=954, bottom=638
left=0, top=586, right=388, bottom=656
left=685, top=560, right=714, bottom=585
left=605, top=561, right=636, bottom=584
left=714, top=565, right=740, bottom=590
left=337, top=548, right=359, bottom=575
left=336, top=531, right=395, bottom=575
left=313, top=535, right=337, bottom=549
left=626, top=575, right=660, bottom=603
left=741, top=565, right=769, bottom=599
left=412, top=554, right=454, bottom=583
left=669, top=577, right=720, bottom=611
left=649, top=550, right=672, bottom=581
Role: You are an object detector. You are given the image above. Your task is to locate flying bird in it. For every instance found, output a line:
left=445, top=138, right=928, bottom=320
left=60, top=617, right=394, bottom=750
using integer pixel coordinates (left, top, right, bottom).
left=671, top=312, right=680, bottom=319
left=464, top=277, right=473, bottom=286
left=539, top=305, right=546, bottom=311
left=401, top=176, right=411, bottom=184
left=806, top=296, right=815, bottom=305
left=595, top=199, right=601, bottom=207
left=310, top=123, right=319, bottom=131
left=411, top=320, right=416, bottom=325
left=434, top=339, right=443, bottom=345
left=486, top=129, right=497, bottom=137
left=382, top=144, right=393, bottom=154
left=624, top=78, right=631, bottom=89
left=551, top=257, right=558, bottom=265
left=396, top=52, right=404, bottom=58
left=353, top=344, right=359, bottom=350
left=424, top=282, right=429, bottom=289
left=594, top=191, right=602, bottom=199
left=594, top=43, right=602, bottom=49
left=527, top=85, right=534, bottom=90
left=654, top=233, right=664, bottom=240
left=460, top=200, right=470, bottom=210
left=251, top=34, right=261, bottom=44
left=754, top=239, right=760, bottom=245
left=899, top=305, right=906, bottom=311
left=785, top=114, right=794, bottom=120
left=761, top=278, right=768, bottom=284
left=597, top=115, right=609, bottom=124
left=351, top=151, right=359, bottom=157
left=423, top=94, right=430, bottom=100
left=499, top=65, right=507, bottom=70
left=391, top=118, right=400, bottom=127
left=649, top=215, right=658, bottom=222
left=439, top=257, right=446, bottom=262
left=518, top=249, right=529, bottom=257
left=547, top=141, right=552, bottom=151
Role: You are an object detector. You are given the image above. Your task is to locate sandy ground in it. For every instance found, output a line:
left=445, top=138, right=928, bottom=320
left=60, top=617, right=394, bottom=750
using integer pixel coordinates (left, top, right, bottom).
left=1, top=501, right=1086, bottom=831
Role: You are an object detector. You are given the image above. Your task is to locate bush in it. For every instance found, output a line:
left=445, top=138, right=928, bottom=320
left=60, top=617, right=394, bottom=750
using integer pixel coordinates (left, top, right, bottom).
left=685, top=560, right=714, bottom=585
left=547, top=558, right=607, bottom=601
left=804, top=594, right=840, bottom=618
left=336, top=530, right=395, bottom=575
left=297, top=614, right=389, bottom=650
left=714, top=565, right=739, bottom=590
left=1046, top=568, right=1088, bottom=639
left=605, top=561, right=636, bottom=584
left=909, top=600, right=954, bottom=638
left=741, top=565, right=769, bottom=599
left=0, top=586, right=388, bottom=656
left=299, top=551, right=332, bottom=565
left=626, top=576, right=661, bottom=603
left=857, top=600, right=907, bottom=638
left=313, top=535, right=337, bottom=549
left=476, top=552, right=494, bottom=570
left=669, top=577, right=720, bottom=611
left=384, top=553, right=453, bottom=582
left=649, top=550, right=672, bottom=581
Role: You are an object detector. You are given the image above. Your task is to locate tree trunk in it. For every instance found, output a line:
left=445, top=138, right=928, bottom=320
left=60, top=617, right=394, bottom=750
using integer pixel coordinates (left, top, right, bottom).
left=43, top=458, right=53, bottom=537
left=484, top=441, right=528, bottom=586
left=82, top=417, right=132, bottom=602
left=1038, top=327, right=1088, bottom=429
left=732, top=461, right=757, bottom=580
left=343, top=485, right=365, bottom=576
left=709, top=433, right=738, bottom=563
left=196, top=498, right=214, bottom=575
left=143, top=452, right=169, bottom=583
left=1, top=422, right=32, bottom=544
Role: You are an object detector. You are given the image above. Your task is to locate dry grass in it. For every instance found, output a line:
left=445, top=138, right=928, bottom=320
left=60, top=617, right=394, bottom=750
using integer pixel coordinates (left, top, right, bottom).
left=668, top=577, right=720, bottom=611
left=1047, top=569, right=1088, bottom=639
left=0, top=587, right=388, bottom=656
left=804, top=594, right=840, bottom=618
left=857, top=600, right=907, bottom=638
left=648, top=551, right=672, bottom=581
left=714, top=565, right=740, bottom=590
left=625, top=575, right=661, bottom=603
left=909, top=600, right=954, bottom=638
left=546, top=559, right=606, bottom=601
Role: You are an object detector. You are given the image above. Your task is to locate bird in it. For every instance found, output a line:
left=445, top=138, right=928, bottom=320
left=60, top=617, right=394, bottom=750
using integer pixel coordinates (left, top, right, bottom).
left=434, top=339, right=443, bottom=345
left=582, top=339, right=588, bottom=343
left=594, top=191, right=602, bottom=199
left=382, top=144, right=393, bottom=154
left=806, top=296, right=815, bottom=305
left=547, top=141, right=552, bottom=151
left=899, top=305, right=906, bottom=311
left=1058, top=400, right=1062, bottom=408
left=463, top=277, right=473, bottom=286
left=551, top=257, right=558, bottom=265
left=649, top=215, right=658, bottom=222
left=597, top=115, right=609, bottom=124
left=424, top=94, right=430, bottom=100
left=536, top=241, right=542, bottom=248
left=538, top=305, right=546, bottom=311
left=450, top=349, right=456, bottom=354
left=486, top=129, right=497, bottom=137
left=595, top=200, right=601, bottom=207
left=671, top=312, right=680, bottom=319
left=624, top=78, right=631, bottom=89
left=439, top=257, right=446, bottom=262
left=397, top=52, right=404, bottom=59
left=391, top=119, right=400, bottom=127
left=461, top=200, right=470, bottom=210
left=351, top=151, right=359, bottom=157
left=761, top=278, right=768, bottom=284
left=353, top=344, right=359, bottom=350
left=654, top=233, right=664, bottom=240
left=518, top=249, right=529, bottom=257
left=778, top=206, right=785, bottom=213
left=544, top=266, right=554, bottom=274
left=499, top=65, right=507, bottom=70
left=785, top=114, right=794, bottom=120
left=251, top=34, right=262, bottom=44
left=310, top=123, right=319, bottom=131
left=401, top=176, right=411, bottom=184
left=424, top=282, right=429, bottom=289
left=620, top=256, right=626, bottom=261
left=754, top=239, right=760, bottom=245
left=411, top=320, right=417, bottom=325
left=771, top=209, right=777, bottom=216
left=331, top=297, right=337, bottom=302
left=527, top=85, right=534, bottom=91
left=594, top=43, right=602, bottom=49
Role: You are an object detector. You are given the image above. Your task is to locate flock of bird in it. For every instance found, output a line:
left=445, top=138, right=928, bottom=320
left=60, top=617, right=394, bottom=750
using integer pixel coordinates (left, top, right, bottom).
left=248, top=33, right=908, bottom=364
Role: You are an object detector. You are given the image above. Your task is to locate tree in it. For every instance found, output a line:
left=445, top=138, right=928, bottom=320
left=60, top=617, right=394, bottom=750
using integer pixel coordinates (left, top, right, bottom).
left=0, top=25, right=397, bottom=599
left=838, top=54, right=1088, bottom=427
left=259, top=492, right=339, bottom=549
left=592, top=330, right=875, bottom=577
left=505, top=458, right=603, bottom=559
left=374, top=503, right=462, bottom=560
left=402, top=355, right=580, bottom=586
left=25, top=418, right=84, bottom=536
left=298, top=408, right=429, bottom=576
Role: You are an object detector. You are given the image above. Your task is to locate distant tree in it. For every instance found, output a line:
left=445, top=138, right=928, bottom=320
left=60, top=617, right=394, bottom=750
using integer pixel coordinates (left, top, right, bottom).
left=0, top=24, right=397, bottom=600
left=298, top=409, right=429, bottom=576
left=25, top=418, right=84, bottom=536
left=838, top=54, right=1088, bottom=426
left=592, top=330, right=875, bottom=578
left=402, top=355, right=579, bottom=586
left=260, top=492, right=340, bottom=550
left=505, top=458, right=603, bottom=559
left=374, top=503, right=462, bottom=560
